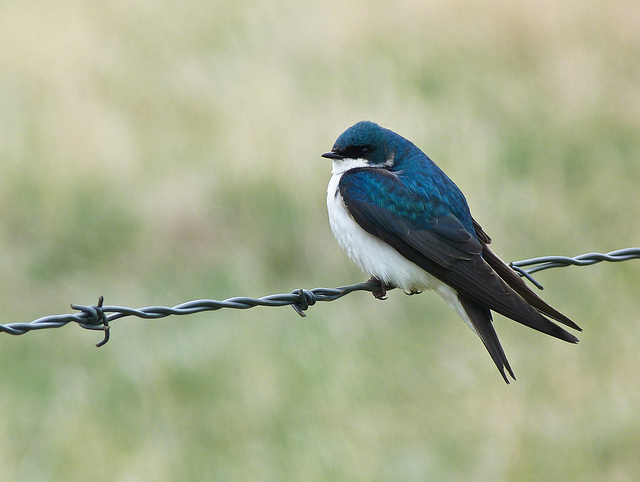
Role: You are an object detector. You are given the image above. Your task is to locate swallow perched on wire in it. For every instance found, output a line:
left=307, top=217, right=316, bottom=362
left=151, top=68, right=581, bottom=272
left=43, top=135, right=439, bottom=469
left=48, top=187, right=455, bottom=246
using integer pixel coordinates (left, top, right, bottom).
left=323, top=121, right=581, bottom=383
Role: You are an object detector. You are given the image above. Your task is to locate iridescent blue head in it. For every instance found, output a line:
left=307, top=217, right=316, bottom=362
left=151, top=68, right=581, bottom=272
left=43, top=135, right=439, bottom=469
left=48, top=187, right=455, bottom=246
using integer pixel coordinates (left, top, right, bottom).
left=322, top=121, right=403, bottom=167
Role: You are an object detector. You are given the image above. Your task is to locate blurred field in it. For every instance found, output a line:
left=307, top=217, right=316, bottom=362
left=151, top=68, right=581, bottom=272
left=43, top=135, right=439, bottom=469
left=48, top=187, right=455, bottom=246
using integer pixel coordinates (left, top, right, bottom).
left=1, top=0, right=640, bottom=479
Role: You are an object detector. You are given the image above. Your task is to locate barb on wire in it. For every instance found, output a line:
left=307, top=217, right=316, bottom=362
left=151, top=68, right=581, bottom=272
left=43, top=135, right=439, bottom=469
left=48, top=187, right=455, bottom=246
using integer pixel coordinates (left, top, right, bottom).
left=1, top=248, right=639, bottom=346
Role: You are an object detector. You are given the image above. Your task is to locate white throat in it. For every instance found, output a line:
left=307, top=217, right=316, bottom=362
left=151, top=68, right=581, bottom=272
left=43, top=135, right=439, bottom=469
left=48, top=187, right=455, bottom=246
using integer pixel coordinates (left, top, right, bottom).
left=330, top=157, right=370, bottom=176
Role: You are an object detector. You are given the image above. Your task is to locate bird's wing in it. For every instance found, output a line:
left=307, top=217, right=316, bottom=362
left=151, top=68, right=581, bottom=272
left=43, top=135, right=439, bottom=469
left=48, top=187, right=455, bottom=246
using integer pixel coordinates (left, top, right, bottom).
left=339, top=168, right=580, bottom=344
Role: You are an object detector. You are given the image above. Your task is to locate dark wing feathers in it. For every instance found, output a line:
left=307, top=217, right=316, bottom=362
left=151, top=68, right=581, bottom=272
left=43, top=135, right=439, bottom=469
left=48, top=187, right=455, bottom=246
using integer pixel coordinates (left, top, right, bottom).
left=345, top=193, right=480, bottom=269
left=474, top=230, right=582, bottom=331
left=339, top=168, right=580, bottom=345
left=425, top=249, right=579, bottom=343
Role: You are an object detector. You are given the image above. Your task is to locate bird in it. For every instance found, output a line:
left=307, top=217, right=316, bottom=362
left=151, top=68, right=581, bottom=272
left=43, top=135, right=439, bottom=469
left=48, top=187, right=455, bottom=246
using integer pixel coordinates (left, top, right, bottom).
left=322, top=121, right=581, bottom=383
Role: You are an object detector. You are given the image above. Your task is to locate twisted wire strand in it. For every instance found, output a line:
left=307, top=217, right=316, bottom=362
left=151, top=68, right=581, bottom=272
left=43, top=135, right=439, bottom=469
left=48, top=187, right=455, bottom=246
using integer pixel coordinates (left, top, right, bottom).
left=509, top=248, right=640, bottom=288
left=510, top=247, right=640, bottom=273
left=1, top=248, right=639, bottom=346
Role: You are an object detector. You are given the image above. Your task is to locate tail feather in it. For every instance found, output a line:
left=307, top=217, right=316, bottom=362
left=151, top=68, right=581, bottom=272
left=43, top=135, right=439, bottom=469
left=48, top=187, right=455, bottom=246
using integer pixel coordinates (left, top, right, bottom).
left=458, top=295, right=516, bottom=383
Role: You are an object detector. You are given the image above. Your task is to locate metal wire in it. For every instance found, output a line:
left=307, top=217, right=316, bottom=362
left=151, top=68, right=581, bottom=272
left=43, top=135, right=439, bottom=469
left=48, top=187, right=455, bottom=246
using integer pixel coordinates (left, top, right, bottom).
left=1, top=248, right=639, bottom=346
left=509, top=247, right=640, bottom=289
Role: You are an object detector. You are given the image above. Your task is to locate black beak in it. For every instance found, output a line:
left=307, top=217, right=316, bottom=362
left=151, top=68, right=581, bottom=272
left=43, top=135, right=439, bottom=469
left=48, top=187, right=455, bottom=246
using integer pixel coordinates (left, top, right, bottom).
left=322, top=151, right=345, bottom=160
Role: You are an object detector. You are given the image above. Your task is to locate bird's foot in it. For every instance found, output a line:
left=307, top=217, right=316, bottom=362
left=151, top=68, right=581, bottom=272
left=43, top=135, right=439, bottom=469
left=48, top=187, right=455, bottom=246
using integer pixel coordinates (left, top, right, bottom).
left=404, top=289, right=422, bottom=296
left=369, top=277, right=392, bottom=300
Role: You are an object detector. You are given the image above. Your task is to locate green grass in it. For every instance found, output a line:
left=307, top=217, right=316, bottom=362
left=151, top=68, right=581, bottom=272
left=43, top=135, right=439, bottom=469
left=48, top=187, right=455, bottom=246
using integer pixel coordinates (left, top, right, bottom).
left=1, top=0, right=640, bottom=479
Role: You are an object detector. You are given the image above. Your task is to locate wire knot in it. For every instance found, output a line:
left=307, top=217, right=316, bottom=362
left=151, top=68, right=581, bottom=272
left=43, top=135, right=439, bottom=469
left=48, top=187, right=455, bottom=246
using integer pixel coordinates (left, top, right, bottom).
left=290, top=288, right=317, bottom=317
left=70, top=296, right=110, bottom=347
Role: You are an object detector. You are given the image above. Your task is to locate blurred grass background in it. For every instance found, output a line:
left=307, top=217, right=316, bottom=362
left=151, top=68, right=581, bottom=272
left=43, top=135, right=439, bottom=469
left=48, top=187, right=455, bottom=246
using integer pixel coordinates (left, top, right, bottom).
left=1, top=0, right=640, bottom=479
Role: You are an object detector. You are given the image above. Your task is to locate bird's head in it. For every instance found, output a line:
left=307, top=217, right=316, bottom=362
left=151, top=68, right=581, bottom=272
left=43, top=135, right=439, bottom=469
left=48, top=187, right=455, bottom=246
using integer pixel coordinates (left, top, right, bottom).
left=322, top=121, right=397, bottom=168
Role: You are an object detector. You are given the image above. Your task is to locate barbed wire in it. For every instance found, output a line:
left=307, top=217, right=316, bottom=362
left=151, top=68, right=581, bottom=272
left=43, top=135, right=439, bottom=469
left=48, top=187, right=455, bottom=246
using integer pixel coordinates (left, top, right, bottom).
left=1, top=248, right=639, bottom=347
left=509, top=247, right=640, bottom=289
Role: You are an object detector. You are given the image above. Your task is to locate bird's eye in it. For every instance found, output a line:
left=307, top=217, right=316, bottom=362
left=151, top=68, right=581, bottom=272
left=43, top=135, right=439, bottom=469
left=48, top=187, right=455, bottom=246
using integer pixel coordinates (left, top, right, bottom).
left=360, top=146, right=371, bottom=154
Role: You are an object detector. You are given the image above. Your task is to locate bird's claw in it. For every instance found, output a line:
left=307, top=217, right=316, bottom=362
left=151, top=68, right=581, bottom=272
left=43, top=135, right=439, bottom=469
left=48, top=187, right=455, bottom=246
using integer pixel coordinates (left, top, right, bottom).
left=369, top=277, right=391, bottom=300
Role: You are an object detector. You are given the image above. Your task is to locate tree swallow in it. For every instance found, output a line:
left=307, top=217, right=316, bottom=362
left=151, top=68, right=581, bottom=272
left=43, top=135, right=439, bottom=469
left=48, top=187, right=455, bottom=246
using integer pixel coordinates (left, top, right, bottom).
left=323, top=121, right=581, bottom=383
